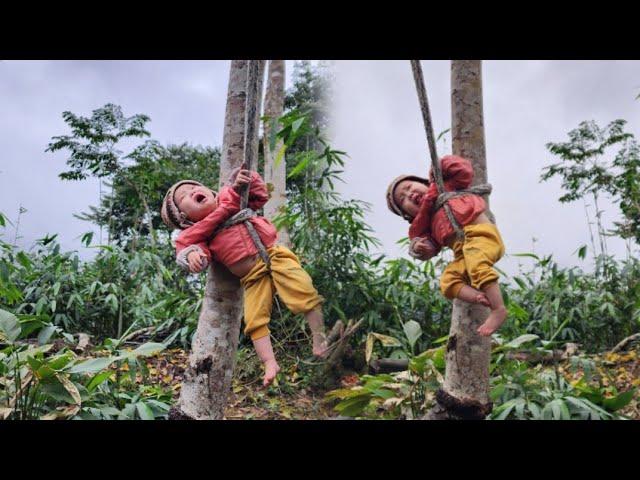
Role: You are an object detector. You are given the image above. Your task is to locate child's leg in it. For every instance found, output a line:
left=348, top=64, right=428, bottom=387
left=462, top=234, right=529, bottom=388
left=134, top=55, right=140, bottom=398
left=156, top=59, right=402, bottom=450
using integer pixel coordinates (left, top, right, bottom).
left=304, top=307, right=329, bottom=357
left=477, top=282, right=507, bottom=336
left=440, top=241, right=483, bottom=303
left=268, top=246, right=327, bottom=357
left=461, top=223, right=507, bottom=336
left=240, top=259, right=279, bottom=385
left=252, top=335, right=280, bottom=387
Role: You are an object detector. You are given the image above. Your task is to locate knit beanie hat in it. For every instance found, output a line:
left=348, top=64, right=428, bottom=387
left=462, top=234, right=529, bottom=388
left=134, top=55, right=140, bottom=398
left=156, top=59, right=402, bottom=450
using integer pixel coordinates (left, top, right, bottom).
left=386, top=174, right=430, bottom=222
left=161, top=180, right=207, bottom=230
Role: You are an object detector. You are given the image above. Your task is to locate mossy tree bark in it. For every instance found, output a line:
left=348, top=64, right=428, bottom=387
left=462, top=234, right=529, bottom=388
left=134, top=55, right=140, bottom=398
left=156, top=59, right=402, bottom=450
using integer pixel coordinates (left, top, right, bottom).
left=426, top=60, right=494, bottom=420
left=170, top=60, right=265, bottom=420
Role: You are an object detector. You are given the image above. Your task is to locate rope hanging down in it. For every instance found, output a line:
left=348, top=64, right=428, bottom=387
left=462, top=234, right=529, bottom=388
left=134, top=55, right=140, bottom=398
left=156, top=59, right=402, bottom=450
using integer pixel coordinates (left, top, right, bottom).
left=409, top=60, right=492, bottom=239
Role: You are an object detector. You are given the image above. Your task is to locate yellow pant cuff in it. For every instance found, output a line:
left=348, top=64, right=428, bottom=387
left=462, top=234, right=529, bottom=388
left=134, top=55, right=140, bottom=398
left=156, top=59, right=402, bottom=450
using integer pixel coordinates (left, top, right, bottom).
left=249, top=324, right=270, bottom=341
left=444, top=282, right=465, bottom=300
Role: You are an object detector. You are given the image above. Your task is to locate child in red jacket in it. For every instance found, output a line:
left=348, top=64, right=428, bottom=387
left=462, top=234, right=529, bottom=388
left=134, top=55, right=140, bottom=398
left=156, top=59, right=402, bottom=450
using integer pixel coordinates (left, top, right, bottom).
left=161, top=168, right=328, bottom=386
left=386, top=155, right=507, bottom=336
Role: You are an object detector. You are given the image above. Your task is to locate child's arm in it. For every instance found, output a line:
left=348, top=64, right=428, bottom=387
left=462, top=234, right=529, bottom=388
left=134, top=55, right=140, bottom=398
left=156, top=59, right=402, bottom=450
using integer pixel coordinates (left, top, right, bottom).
left=409, top=236, right=441, bottom=261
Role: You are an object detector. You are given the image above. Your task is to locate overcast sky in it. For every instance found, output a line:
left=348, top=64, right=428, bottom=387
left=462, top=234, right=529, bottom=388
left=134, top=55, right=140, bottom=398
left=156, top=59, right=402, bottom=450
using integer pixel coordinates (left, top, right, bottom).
left=1, top=60, right=638, bottom=277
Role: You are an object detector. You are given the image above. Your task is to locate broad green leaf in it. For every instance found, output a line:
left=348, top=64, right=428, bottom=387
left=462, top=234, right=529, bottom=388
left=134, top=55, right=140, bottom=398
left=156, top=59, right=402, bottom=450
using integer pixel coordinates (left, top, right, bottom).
left=86, top=370, right=113, bottom=392
left=0, top=309, right=21, bottom=343
left=16, top=251, right=32, bottom=269
left=48, top=352, right=75, bottom=371
left=504, top=334, right=539, bottom=349
left=527, top=402, right=542, bottom=419
left=56, top=374, right=82, bottom=405
left=324, top=388, right=366, bottom=401
left=136, top=401, right=155, bottom=420
left=432, top=335, right=449, bottom=345
left=122, top=342, right=165, bottom=359
left=365, top=334, right=375, bottom=363
left=370, top=333, right=402, bottom=347
left=335, top=395, right=371, bottom=417
left=402, top=320, right=422, bottom=350
left=602, top=389, right=636, bottom=412
left=490, top=384, right=506, bottom=401
left=99, top=406, right=122, bottom=416
left=37, top=325, right=57, bottom=345
left=365, top=333, right=402, bottom=364
left=287, top=155, right=312, bottom=179
left=291, top=117, right=305, bottom=134
left=67, top=356, right=117, bottom=374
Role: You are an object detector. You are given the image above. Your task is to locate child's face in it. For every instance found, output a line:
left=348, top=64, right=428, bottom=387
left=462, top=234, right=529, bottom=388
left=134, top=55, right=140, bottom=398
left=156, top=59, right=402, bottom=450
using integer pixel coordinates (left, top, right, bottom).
left=394, top=179, right=428, bottom=219
left=174, top=184, right=218, bottom=222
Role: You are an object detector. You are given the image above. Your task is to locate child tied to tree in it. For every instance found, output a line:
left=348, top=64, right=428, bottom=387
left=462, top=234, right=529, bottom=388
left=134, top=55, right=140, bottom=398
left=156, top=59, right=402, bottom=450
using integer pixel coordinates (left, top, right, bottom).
left=161, top=168, right=329, bottom=386
left=386, top=155, right=507, bottom=336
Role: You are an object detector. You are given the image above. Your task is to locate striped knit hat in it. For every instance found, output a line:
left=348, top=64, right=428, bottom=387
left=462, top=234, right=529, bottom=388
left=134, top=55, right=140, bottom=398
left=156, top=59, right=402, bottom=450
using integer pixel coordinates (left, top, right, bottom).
left=161, top=180, right=207, bottom=230
left=386, top=174, right=430, bottom=222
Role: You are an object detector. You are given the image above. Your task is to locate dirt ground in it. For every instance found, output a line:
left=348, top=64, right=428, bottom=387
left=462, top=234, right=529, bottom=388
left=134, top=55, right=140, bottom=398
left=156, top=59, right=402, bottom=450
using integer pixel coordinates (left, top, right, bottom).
left=138, top=346, right=639, bottom=420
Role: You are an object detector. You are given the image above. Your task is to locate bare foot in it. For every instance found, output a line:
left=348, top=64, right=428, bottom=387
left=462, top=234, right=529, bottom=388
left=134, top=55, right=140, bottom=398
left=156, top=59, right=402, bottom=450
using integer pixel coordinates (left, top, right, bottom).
left=477, top=306, right=508, bottom=336
left=312, top=333, right=329, bottom=359
left=263, top=359, right=281, bottom=387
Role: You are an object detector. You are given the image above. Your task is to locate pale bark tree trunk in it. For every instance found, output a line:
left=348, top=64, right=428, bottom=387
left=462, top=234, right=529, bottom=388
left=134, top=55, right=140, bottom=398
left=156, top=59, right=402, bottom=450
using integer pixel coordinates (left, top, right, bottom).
left=426, top=60, right=494, bottom=420
left=170, top=60, right=265, bottom=420
left=262, top=60, right=291, bottom=247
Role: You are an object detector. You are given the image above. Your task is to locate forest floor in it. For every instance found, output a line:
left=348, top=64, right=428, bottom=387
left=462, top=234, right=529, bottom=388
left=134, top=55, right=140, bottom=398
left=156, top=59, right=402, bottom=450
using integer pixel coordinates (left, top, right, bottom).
left=129, top=345, right=640, bottom=420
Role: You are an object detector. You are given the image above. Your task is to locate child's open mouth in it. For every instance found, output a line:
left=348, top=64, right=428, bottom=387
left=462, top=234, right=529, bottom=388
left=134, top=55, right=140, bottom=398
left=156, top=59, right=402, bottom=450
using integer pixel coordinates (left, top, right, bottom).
left=194, top=192, right=207, bottom=204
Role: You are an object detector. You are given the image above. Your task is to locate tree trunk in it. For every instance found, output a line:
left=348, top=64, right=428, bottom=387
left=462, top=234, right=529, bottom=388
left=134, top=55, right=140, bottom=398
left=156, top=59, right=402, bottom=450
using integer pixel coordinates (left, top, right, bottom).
left=425, top=60, right=494, bottom=420
left=170, top=60, right=265, bottom=420
left=262, top=60, right=291, bottom=247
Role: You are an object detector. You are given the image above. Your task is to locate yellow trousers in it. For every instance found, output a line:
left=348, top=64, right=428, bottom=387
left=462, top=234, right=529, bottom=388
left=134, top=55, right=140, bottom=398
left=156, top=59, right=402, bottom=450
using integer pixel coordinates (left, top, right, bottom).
left=440, top=223, right=505, bottom=300
left=240, top=245, right=324, bottom=340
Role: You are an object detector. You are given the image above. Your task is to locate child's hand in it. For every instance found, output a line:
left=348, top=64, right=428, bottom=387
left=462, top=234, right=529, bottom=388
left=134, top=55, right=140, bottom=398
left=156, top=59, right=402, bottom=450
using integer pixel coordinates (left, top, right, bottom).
left=230, top=166, right=252, bottom=193
left=187, top=250, right=208, bottom=273
left=411, top=237, right=438, bottom=260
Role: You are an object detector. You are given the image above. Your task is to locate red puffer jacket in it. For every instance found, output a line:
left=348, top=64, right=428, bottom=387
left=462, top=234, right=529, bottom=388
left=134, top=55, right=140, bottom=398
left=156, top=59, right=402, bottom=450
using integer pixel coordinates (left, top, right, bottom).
left=408, top=155, right=486, bottom=252
left=175, top=171, right=277, bottom=268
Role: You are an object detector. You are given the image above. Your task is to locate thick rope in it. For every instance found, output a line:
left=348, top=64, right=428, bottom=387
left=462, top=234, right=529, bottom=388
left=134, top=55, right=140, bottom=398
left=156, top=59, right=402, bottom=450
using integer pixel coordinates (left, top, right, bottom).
left=410, top=60, right=491, bottom=239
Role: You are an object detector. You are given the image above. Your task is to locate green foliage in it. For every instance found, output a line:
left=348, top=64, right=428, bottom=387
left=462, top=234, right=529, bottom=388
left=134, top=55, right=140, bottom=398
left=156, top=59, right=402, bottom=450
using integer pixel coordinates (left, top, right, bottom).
left=5, top=78, right=639, bottom=420
left=46, top=103, right=151, bottom=181
left=489, top=342, right=633, bottom=420
left=542, top=119, right=640, bottom=245
left=325, top=346, right=445, bottom=419
left=77, top=142, right=221, bottom=247
left=501, top=253, right=640, bottom=352
left=0, top=312, right=170, bottom=420
left=0, top=232, right=201, bottom=343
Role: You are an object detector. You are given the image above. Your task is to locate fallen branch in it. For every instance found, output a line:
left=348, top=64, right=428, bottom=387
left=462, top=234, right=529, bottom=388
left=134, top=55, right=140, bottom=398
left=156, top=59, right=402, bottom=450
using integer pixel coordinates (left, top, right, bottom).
left=369, top=358, right=409, bottom=374
left=323, top=319, right=364, bottom=372
left=120, top=326, right=157, bottom=344
left=610, top=333, right=640, bottom=354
